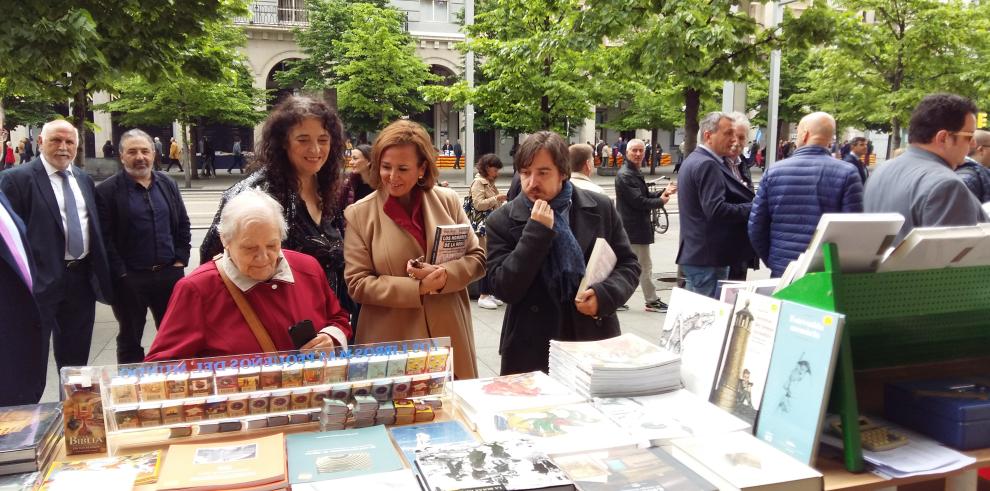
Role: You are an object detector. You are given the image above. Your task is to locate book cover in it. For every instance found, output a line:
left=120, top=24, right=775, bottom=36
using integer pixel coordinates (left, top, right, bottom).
left=0, top=472, right=39, bottom=491
left=486, top=402, right=639, bottom=455
left=577, top=238, right=616, bottom=293
left=755, top=302, right=844, bottom=465
left=452, top=371, right=583, bottom=432
left=669, top=432, right=822, bottom=491
left=39, top=450, right=162, bottom=489
left=710, top=291, right=781, bottom=426
left=551, top=334, right=679, bottom=371
left=878, top=225, right=987, bottom=272
left=389, top=420, right=476, bottom=467
left=594, top=390, right=750, bottom=446
left=415, top=439, right=573, bottom=491
left=157, top=433, right=286, bottom=491
left=551, top=445, right=717, bottom=491
left=285, top=426, right=404, bottom=485
left=800, top=212, right=904, bottom=276
left=430, top=224, right=471, bottom=264
left=661, top=288, right=733, bottom=399
left=62, top=379, right=105, bottom=456
left=0, top=403, right=61, bottom=464
left=291, top=469, right=422, bottom=491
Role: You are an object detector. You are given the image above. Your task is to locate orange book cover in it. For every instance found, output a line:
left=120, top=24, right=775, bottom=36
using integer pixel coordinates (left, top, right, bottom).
left=157, top=433, right=286, bottom=490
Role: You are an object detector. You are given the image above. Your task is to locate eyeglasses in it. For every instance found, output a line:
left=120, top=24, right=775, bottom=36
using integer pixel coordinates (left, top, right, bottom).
left=951, top=131, right=975, bottom=142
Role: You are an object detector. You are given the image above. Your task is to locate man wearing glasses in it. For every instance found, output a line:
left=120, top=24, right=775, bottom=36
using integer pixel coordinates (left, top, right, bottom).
left=865, top=93, right=985, bottom=245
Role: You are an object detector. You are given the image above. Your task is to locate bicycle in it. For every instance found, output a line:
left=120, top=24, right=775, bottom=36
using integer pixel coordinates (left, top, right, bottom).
left=647, top=178, right=670, bottom=234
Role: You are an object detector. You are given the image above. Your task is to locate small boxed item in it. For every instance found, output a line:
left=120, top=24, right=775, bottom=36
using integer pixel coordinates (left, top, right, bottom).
left=885, top=378, right=990, bottom=450
left=110, top=376, right=139, bottom=404
left=165, top=373, right=190, bottom=399
left=237, top=366, right=261, bottom=392
left=215, top=368, right=240, bottom=394
left=188, top=370, right=214, bottom=396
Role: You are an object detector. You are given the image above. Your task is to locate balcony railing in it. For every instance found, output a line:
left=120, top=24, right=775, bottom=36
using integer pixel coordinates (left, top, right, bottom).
left=235, top=4, right=309, bottom=27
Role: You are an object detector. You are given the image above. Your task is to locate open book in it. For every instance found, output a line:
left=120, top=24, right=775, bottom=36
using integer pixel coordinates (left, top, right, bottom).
left=577, top=238, right=616, bottom=293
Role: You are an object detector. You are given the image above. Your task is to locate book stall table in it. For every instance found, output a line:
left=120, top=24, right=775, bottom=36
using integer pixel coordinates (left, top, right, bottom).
left=775, top=242, right=990, bottom=490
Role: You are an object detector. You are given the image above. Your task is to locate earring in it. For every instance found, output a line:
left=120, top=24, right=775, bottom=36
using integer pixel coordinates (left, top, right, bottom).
left=417, top=175, right=425, bottom=187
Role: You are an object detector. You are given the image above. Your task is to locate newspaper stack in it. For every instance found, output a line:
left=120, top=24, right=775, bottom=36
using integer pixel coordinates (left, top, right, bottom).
left=549, top=333, right=681, bottom=398
left=375, top=401, right=396, bottom=425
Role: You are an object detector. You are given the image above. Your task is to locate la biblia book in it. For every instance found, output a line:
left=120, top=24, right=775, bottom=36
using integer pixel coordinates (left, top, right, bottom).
left=755, top=301, right=844, bottom=465
left=577, top=238, right=616, bottom=293
left=415, top=439, right=574, bottom=491
left=551, top=445, right=717, bottom=491
left=286, top=426, right=404, bottom=485
left=710, top=291, right=781, bottom=426
left=430, top=224, right=471, bottom=264
left=661, top=288, right=733, bottom=399
left=157, top=433, right=287, bottom=491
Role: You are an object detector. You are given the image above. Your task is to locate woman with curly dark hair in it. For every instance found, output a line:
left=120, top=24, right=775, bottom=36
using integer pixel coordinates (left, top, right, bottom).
left=200, top=95, right=355, bottom=318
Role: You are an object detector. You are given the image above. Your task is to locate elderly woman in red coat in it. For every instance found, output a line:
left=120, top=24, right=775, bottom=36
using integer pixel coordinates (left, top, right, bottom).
left=146, top=188, right=351, bottom=361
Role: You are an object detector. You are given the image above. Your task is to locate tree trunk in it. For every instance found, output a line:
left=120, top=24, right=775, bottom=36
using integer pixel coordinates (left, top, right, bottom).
left=890, top=116, right=902, bottom=152
left=683, top=87, right=701, bottom=155
left=191, top=122, right=201, bottom=180
left=541, top=57, right=552, bottom=130
left=72, top=87, right=89, bottom=168
left=649, top=127, right=660, bottom=174
left=181, top=121, right=193, bottom=189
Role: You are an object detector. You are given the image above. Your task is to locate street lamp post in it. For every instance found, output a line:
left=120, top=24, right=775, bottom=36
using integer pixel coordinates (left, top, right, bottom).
left=463, top=0, right=475, bottom=184
left=766, top=0, right=798, bottom=168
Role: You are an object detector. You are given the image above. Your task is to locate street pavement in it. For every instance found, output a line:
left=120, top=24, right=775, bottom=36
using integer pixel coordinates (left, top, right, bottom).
left=38, top=164, right=767, bottom=402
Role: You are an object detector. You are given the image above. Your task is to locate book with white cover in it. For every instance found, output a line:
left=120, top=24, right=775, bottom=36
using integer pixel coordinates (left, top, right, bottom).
left=452, top=371, right=584, bottom=433
left=710, top=291, right=781, bottom=426
left=415, top=439, right=574, bottom=491
left=551, top=333, right=679, bottom=371
left=594, top=390, right=750, bottom=446
left=484, top=402, right=642, bottom=455
left=878, top=225, right=987, bottom=272
left=661, top=288, right=732, bottom=399
left=669, top=431, right=823, bottom=491
left=798, top=213, right=904, bottom=277
left=949, top=223, right=990, bottom=268
left=577, top=238, right=616, bottom=293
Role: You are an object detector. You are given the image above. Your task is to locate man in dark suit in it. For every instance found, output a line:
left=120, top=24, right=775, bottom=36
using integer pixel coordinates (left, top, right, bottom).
left=676, top=112, right=755, bottom=298
left=0, top=119, right=113, bottom=370
left=843, top=136, right=870, bottom=184
left=453, top=140, right=463, bottom=169
left=97, top=129, right=191, bottom=364
left=0, top=190, right=46, bottom=405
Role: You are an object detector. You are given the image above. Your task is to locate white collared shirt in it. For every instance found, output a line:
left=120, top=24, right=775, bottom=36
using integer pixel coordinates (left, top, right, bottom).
left=41, top=156, right=90, bottom=259
left=219, top=250, right=348, bottom=348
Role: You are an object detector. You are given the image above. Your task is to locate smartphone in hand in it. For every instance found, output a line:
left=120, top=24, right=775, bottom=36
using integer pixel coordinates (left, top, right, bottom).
left=289, top=320, right=317, bottom=349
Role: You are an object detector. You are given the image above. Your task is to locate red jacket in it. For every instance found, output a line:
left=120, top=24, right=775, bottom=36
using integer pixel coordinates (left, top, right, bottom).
left=146, top=250, right=351, bottom=361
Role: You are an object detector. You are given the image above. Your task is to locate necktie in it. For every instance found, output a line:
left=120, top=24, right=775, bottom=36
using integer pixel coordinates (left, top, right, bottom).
left=56, top=170, right=84, bottom=259
left=0, top=217, right=31, bottom=290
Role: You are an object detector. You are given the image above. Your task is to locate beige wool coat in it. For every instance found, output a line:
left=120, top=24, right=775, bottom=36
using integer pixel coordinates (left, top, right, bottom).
left=343, top=186, right=485, bottom=379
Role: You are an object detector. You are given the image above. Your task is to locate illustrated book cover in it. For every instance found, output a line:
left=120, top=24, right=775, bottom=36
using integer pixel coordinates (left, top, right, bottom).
left=415, top=439, right=574, bottom=491
left=40, top=450, right=161, bottom=489
left=661, top=288, right=733, bottom=399
left=594, top=390, right=750, bottom=446
left=755, top=301, right=844, bottom=465
left=390, top=420, right=476, bottom=467
left=486, top=402, right=640, bottom=455
left=551, top=445, right=717, bottom=491
left=286, top=426, right=404, bottom=485
left=670, top=432, right=822, bottom=491
left=452, top=371, right=583, bottom=432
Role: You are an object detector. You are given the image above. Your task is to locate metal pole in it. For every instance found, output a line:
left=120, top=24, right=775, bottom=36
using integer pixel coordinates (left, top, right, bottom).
left=766, top=1, right=782, bottom=168
left=464, top=0, right=475, bottom=185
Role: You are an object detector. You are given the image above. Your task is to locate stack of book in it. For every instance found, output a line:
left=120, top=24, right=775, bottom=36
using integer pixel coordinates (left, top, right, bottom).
left=318, top=399, right=348, bottom=431
left=451, top=371, right=584, bottom=435
left=549, top=334, right=681, bottom=398
left=0, top=403, right=62, bottom=478
left=350, top=395, right=378, bottom=428
left=157, top=433, right=288, bottom=491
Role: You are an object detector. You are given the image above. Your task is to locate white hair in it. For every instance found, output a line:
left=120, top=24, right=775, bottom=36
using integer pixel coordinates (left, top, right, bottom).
left=728, top=111, right=750, bottom=129
left=218, top=188, right=288, bottom=244
left=119, top=129, right=154, bottom=155
left=627, top=138, right=645, bottom=149
left=41, top=120, right=78, bottom=141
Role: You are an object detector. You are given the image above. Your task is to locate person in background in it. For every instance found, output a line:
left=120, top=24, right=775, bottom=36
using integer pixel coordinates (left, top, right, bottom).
left=343, top=119, right=485, bottom=380
left=339, top=144, right=376, bottom=210
left=153, top=136, right=164, bottom=171
left=486, top=131, right=640, bottom=374
left=453, top=140, right=463, bottom=169
left=96, top=129, right=191, bottom=363
left=166, top=137, right=183, bottom=172
left=470, top=153, right=507, bottom=310
left=843, top=136, right=870, bottom=184
left=102, top=139, right=115, bottom=159
left=955, top=130, right=990, bottom=203
left=201, top=96, right=356, bottom=324
left=146, top=188, right=350, bottom=360
left=229, top=136, right=244, bottom=174
left=19, top=138, right=34, bottom=164
left=569, top=143, right=606, bottom=195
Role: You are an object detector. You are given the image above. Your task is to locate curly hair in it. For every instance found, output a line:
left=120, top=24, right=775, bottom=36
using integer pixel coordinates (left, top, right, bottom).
left=251, top=96, right=346, bottom=218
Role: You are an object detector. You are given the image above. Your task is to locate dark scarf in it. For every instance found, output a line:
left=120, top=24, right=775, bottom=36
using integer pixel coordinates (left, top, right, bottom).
left=523, top=181, right=586, bottom=302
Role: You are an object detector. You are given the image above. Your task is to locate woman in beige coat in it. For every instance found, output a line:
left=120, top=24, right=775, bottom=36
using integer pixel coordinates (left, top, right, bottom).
left=469, top=154, right=507, bottom=310
left=344, top=120, right=485, bottom=379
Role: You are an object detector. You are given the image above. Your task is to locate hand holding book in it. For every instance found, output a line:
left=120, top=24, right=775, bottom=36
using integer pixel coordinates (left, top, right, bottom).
left=575, top=288, right=599, bottom=318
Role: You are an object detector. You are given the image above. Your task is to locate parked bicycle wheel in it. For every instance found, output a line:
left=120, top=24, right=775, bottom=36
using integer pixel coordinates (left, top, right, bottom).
left=652, top=206, right=669, bottom=234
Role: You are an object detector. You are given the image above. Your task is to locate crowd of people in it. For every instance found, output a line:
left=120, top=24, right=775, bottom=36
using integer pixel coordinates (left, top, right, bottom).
left=0, top=92, right=985, bottom=407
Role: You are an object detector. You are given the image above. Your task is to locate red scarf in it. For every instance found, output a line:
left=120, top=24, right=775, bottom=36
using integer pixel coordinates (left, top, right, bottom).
left=383, top=188, right=427, bottom=253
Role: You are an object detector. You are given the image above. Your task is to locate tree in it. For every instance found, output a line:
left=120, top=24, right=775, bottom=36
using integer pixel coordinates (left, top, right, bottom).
left=0, top=1, right=246, bottom=165
left=744, top=46, right=814, bottom=135
left=578, top=0, right=835, bottom=154
left=334, top=4, right=437, bottom=138
left=793, top=0, right=990, bottom=151
left=97, top=22, right=266, bottom=188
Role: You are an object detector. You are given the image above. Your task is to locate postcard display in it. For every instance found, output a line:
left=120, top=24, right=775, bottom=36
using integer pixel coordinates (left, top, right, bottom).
left=58, top=338, right=454, bottom=456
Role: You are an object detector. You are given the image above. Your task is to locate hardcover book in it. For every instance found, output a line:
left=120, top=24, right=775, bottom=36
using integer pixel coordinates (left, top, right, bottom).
left=157, top=433, right=287, bottom=491
left=0, top=403, right=61, bottom=465
left=430, top=224, right=471, bottom=264
left=485, top=402, right=640, bottom=455
left=755, top=302, right=844, bottom=464
left=551, top=445, right=717, bottom=491
left=39, top=450, right=162, bottom=489
left=878, top=225, right=987, bottom=272
left=415, top=439, right=574, bottom=491
left=286, top=426, right=404, bottom=485
left=710, top=291, right=781, bottom=426
left=389, top=420, right=476, bottom=467
left=62, top=376, right=106, bottom=456
left=661, top=288, right=733, bottom=399
left=670, top=432, right=822, bottom=491
left=799, top=212, right=904, bottom=276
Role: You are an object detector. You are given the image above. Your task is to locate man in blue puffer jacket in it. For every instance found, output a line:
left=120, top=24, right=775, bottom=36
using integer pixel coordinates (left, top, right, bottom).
left=748, top=112, right=864, bottom=277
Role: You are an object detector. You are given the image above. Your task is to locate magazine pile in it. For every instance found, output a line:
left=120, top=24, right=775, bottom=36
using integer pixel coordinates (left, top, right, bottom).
left=548, top=334, right=681, bottom=398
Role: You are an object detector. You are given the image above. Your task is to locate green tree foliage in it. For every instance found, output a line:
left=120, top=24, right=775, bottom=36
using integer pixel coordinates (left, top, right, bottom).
left=335, top=4, right=436, bottom=137
left=0, top=1, right=246, bottom=164
left=794, top=0, right=990, bottom=150
left=579, top=0, right=834, bottom=153
left=97, top=22, right=266, bottom=188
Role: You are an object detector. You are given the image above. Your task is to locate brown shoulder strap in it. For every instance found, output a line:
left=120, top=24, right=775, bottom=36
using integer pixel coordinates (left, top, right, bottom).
left=214, top=258, right=278, bottom=353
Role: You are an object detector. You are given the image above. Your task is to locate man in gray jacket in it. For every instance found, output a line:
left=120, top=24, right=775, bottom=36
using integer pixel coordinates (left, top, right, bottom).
left=864, top=93, right=985, bottom=245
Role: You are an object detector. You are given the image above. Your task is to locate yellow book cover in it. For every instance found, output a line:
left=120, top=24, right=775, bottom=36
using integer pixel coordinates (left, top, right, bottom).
left=157, top=433, right=286, bottom=491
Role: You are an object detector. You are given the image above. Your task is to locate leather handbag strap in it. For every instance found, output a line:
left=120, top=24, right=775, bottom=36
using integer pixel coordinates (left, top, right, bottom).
left=214, top=258, right=278, bottom=353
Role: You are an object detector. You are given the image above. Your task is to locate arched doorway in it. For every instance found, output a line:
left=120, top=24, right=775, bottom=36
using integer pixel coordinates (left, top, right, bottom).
left=266, top=59, right=303, bottom=109
left=410, top=64, right=459, bottom=150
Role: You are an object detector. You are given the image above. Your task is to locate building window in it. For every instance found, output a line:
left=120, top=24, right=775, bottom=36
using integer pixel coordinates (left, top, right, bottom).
left=420, top=0, right=449, bottom=23
left=278, top=0, right=308, bottom=24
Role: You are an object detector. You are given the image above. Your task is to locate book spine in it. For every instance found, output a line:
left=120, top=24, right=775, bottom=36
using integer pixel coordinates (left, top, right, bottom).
left=430, top=227, right=442, bottom=264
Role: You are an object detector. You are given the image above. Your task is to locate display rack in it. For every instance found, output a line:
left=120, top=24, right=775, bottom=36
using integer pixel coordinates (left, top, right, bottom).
left=773, top=243, right=990, bottom=472
left=58, top=337, right=453, bottom=456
